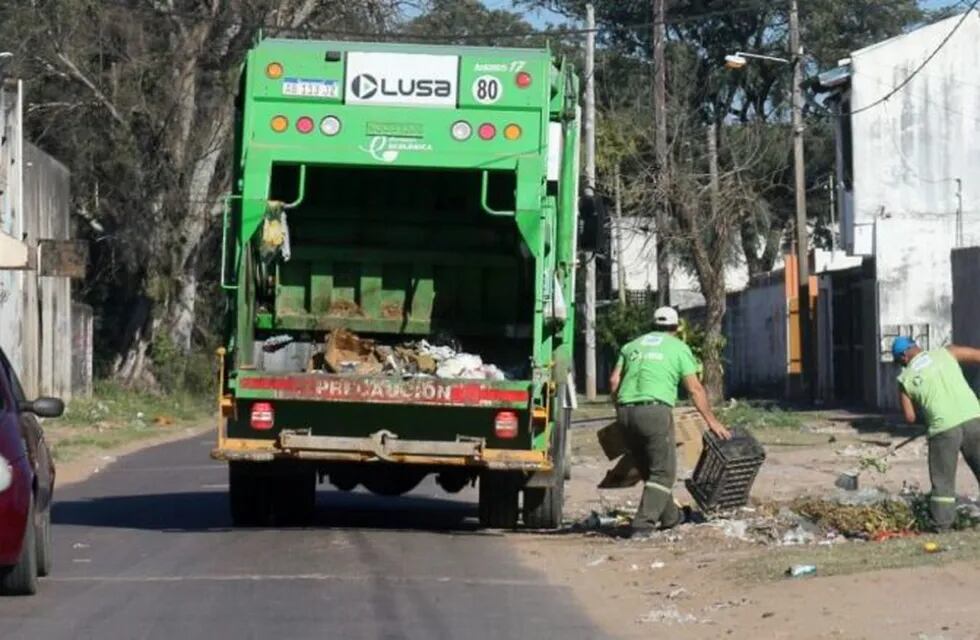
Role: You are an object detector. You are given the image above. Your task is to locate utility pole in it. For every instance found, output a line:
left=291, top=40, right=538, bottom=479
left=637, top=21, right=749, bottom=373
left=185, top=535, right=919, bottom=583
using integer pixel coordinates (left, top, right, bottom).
left=829, top=175, right=837, bottom=257
left=584, top=3, right=598, bottom=401
left=615, top=165, right=627, bottom=305
left=653, top=0, right=670, bottom=307
left=789, top=0, right=811, bottom=400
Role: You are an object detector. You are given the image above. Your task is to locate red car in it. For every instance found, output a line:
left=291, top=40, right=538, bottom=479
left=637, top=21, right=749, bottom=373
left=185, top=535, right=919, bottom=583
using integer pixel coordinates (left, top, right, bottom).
left=0, top=348, right=61, bottom=595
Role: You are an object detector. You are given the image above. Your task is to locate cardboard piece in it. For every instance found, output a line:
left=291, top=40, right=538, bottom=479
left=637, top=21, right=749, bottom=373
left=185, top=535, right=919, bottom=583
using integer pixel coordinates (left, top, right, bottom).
left=595, top=408, right=708, bottom=489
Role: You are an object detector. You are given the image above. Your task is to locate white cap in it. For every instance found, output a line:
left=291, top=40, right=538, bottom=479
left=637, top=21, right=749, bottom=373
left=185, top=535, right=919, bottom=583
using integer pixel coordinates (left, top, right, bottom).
left=654, top=306, right=679, bottom=327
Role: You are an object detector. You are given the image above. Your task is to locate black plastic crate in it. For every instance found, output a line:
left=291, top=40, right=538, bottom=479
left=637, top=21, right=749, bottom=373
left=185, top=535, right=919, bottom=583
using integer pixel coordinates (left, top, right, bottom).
left=685, top=426, right=766, bottom=513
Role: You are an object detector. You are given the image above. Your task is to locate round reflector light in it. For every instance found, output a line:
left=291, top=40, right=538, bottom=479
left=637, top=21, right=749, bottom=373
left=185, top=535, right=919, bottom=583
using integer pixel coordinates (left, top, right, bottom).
left=515, top=71, right=532, bottom=88
left=504, top=124, right=522, bottom=141
left=451, top=120, right=472, bottom=141
left=320, top=116, right=342, bottom=136
left=296, top=116, right=315, bottom=134
left=266, top=62, right=284, bottom=79
left=478, top=123, right=496, bottom=140
left=270, top=115, right=288, bottom=133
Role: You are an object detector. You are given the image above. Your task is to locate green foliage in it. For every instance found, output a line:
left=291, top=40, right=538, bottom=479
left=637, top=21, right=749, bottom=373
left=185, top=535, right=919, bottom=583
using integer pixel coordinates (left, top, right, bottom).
left=151, top=332, right=216, bottom=395
left=596, top=301, right=656, bottom=353
left=718, top=400, right=806, bottom=430
left=53, top=380, right=213, bottom=461
left=407, top=0, right=539, bottom=45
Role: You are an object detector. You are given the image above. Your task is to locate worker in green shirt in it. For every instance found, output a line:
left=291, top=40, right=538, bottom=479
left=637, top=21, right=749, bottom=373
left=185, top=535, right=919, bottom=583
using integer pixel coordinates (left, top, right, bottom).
left=894, top=337, right=980, bottom=530
left=609, top=307, right=731, bottom=536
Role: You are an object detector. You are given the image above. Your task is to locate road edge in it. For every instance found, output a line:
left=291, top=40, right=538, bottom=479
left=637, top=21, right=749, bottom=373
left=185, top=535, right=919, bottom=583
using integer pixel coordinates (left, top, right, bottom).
left=54, top=423, right=215, bottom=489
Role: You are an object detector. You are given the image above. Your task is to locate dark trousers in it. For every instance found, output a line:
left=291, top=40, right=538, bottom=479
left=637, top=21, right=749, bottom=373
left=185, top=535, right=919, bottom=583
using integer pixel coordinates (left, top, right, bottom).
left=618, top=403, right=679, bottom=530
left=928, top=417, right=980, bottom=529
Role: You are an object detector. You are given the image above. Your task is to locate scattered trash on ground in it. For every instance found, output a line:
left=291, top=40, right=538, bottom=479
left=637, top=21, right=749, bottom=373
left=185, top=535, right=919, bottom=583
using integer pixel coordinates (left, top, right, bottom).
left=787, top=564, right=817, bottom=578
left=923, top=541, right=942, bottom=553
left=587, top=555, right=612, bottom=567
left=637, top=605, right=702, bottom=625
left=576, top=509, right=633, bottom=532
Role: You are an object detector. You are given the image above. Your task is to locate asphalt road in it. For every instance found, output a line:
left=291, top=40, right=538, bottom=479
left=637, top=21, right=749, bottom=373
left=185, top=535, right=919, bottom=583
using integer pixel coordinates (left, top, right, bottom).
left=0, top=434, right=599, bottom=639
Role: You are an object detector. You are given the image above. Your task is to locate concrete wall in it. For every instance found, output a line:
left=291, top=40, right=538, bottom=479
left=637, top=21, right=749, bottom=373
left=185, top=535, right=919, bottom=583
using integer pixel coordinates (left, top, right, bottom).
left=71, top=303, right=93, bottom=397
left=0, top=80, right=74, bottom=400
left=0, top=81, right=25, bottom=377
left=846, top=11, right=980, bottom=407
left=610, top=216, right=751, bottom=309
left=25, top=142, right=73, bottom=400
left=722, top=271, right=788, bottom=396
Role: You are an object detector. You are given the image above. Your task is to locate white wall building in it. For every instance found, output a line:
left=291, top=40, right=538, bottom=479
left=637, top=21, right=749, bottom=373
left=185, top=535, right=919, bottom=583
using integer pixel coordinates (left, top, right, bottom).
left=610, top=216, right=751, bottom=309
left=821, top=10, right=980, bottom=407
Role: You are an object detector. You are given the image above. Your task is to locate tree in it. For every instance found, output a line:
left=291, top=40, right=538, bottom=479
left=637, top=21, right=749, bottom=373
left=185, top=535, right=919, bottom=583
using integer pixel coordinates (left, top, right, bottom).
left=516, top=0, right=930, bottom=400
left=0, top=0, right=402, bottom=388
left=407, top=0, right=537, bottom=44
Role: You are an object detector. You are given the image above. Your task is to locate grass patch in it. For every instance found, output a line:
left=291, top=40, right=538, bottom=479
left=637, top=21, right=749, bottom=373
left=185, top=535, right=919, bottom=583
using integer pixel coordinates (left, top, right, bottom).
left=719, top=400, right=814, bottom=431
left=733, top=530, right=980, bottom=584
left=753, top=427, right=832, bottom=447
left=47, top=381, right=213, bottom=462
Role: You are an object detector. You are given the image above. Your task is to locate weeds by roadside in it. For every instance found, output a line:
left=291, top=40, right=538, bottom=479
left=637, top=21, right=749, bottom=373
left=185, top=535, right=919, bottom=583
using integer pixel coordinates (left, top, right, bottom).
left=48, top=381, right=213, bottom=461
left=718, top=400, right=813, bottom=431
left=733, top=529, right=980, bottom=583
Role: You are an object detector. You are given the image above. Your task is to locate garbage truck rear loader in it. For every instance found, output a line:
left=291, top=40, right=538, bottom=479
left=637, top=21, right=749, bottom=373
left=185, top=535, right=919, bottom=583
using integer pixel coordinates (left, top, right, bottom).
left=212, top=39, right=581, bottom=529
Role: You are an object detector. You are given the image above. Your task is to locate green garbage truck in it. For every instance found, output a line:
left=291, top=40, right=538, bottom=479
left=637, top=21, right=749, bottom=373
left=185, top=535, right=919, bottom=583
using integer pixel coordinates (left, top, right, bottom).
left=212, top=37, right=581, bottom=529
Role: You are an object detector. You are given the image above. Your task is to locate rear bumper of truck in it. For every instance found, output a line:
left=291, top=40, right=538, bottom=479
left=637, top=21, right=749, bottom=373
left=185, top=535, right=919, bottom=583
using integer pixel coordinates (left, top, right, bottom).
left=211, top=430, right=551, bottom=471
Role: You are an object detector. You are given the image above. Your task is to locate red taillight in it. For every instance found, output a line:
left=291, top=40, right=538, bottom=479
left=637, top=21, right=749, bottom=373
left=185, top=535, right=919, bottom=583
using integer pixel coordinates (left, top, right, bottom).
left=494, top=411, right=519, bottom=439
left=478, top=123, right=496, bottom=140
left=296, top=116, right=315, bottom=134
left=515, top=72, right=532, bottom=88
left=250, top=402, right=274, bottom=431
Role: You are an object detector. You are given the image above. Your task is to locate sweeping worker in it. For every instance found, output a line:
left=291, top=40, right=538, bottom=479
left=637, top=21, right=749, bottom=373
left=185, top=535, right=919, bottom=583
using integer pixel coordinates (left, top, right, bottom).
left=894, top=337, right=980, bottom=530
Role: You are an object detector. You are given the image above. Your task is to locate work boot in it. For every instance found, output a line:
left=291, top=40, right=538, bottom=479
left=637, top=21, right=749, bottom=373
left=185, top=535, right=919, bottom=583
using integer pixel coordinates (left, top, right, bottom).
left=658, top=499, right=685, bottom=530
left=628, top=526, right=657, bottom=540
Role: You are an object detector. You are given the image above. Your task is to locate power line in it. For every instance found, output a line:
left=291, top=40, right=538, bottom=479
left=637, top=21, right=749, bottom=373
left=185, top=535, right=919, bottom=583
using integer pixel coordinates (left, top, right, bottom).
left=820, top=1, right=979, bottom=118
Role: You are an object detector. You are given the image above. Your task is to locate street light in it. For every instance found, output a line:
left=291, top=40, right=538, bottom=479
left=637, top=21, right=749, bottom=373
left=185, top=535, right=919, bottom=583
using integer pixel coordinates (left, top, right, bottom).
left=723, top=51, right=791, bottom=69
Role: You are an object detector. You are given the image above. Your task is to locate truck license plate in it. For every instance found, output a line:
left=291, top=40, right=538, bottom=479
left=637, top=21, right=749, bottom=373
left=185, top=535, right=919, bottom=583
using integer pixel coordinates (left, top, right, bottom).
left=282, top=79, right=339, bottom=99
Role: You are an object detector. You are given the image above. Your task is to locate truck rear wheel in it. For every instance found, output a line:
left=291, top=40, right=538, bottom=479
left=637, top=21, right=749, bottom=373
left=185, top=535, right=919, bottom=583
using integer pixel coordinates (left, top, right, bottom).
left=478, top=471, right=520, bottom=529
left=229, top=462, right=271, bottom=527
left=523, top=383, right=569, bottom=529
left=272, top=468, right=316, bottom=527
left=522, top=481, right=565, bottom=529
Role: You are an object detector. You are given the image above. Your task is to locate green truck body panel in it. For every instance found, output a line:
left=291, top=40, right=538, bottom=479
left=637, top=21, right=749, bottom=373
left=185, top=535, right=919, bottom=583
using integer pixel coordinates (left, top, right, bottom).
left=220, top=38, right=580, bottom=461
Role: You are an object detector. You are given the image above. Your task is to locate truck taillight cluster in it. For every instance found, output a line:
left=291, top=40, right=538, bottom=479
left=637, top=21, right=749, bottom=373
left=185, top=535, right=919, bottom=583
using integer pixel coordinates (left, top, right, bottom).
left=250, top=402, right=275, bottom=431
left=270, top=115, right=342, bottom=136
left=452, top=121, right=522, bottom=142
left=494, top=411, right=519, bottom=439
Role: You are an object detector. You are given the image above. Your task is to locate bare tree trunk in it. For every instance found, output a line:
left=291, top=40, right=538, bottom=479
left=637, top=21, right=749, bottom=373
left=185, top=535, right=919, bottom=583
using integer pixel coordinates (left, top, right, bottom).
left=702, top=123, right=725, bottom=401
left=702, top=279, right=727, bottom=402
left=168, top=102, right=235, bottom=353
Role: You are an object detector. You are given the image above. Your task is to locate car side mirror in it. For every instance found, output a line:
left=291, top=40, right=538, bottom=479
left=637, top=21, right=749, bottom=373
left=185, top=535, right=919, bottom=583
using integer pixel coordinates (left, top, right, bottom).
left=21, top=397, right=65, bottom=418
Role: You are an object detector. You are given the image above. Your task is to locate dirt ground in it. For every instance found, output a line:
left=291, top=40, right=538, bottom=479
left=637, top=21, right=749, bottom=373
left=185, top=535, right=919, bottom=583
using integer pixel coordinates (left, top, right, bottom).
left=511, top=409, right=980, bottom=640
